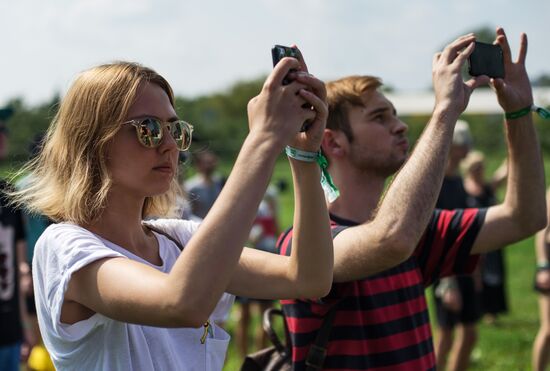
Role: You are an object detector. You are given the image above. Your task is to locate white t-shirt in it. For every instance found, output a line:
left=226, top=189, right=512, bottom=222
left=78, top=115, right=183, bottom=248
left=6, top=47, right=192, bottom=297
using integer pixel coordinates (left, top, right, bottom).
left=32, top=219, right=235, bottom=371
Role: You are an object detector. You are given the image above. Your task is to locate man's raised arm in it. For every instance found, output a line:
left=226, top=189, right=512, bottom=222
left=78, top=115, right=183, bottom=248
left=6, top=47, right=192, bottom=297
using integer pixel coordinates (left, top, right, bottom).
left=472, top=28, right=546, bottom=254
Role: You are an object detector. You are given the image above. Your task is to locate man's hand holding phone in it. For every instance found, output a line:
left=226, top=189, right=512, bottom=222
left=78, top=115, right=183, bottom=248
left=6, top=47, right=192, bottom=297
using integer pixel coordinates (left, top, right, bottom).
left=468, top=41, right=505, bottom=79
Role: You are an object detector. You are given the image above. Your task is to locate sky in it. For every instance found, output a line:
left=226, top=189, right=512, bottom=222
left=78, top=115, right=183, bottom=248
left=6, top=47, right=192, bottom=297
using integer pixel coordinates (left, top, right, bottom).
left=0, top=0, right=549, bottom=107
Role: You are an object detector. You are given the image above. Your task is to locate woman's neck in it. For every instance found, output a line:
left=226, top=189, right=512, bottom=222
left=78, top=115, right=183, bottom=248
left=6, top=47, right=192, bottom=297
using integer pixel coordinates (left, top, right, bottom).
left=82, top=193, right=151, bottom=254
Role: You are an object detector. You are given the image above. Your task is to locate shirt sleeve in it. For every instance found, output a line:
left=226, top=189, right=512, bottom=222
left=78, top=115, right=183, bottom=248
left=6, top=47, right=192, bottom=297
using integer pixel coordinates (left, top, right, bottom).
left=35, top=224, right=125, bottom=340
left=414, top=208, right=487, bottom=286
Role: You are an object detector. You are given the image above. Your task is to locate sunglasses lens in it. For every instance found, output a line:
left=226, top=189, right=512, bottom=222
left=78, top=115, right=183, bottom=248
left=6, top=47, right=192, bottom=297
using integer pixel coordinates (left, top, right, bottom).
left=138, top=118, right=163, bottom=148
left=172, top=121, right=193, bottom=151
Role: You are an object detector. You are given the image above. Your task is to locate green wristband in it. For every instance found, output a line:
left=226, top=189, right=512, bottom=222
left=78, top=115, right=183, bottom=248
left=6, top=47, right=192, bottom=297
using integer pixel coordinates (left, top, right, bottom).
left=505, top=105, right=550, bottom=120
left=505, top=105, right=532, bottom=120
left=537, top=261, right=550, bottom=270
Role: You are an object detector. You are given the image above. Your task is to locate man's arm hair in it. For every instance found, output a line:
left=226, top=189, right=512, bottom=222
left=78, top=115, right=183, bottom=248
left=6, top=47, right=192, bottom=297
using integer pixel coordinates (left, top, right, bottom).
left=333, top=108, right=457, bottom=281
left=471, top=116, right=546, bottom=254
left=333, top=35, right=488, bottom=282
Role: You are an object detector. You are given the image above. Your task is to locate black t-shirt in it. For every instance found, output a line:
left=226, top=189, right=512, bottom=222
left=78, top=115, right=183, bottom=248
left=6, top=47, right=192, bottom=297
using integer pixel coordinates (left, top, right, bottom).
left=468, top=185, right=496, bottom=208
left=0, top=180, right=26, bottom=345
left=436, top=175, right=469, bottom=210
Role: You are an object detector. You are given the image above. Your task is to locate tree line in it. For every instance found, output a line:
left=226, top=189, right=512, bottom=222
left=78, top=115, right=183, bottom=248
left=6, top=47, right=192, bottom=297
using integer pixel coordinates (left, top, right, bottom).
left=2, top=74, right=549, bottom=165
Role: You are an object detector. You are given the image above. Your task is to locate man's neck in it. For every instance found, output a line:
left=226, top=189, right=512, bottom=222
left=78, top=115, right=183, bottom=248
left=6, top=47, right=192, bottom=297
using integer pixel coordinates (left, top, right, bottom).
left=327, top=165, right=387, bottom=224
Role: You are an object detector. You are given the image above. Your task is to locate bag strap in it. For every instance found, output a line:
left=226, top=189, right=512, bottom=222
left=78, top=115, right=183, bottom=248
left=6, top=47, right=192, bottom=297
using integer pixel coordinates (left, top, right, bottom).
left=262, top=308, right=291, bottom=356
left=143, top=223, right=184, bottom=251
left=305, top=305, right=338, bottom=371
left=262, top=304, right=337, bottom=370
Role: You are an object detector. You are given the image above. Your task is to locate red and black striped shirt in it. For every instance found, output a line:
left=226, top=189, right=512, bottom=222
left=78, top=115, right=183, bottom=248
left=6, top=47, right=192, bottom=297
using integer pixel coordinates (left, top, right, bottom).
left=278, top=208, right=486, bottom=370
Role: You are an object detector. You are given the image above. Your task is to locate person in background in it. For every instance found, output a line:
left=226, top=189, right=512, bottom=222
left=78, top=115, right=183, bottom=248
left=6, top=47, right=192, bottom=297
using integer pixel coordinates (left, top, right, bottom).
left=432, top=119, right=483, bottom=371
left=16, top=133, right=55, bottom=371
left=0, top=107, right=36, bottom=371
left=533, top=189, right=550, bottom=371
left=185, top=149, right=225, bottom=219
left=235, top=183, right=281, bottom=358
left=462, top=151, right=508, bottom=324
left=175, top=152, right=201, bottom=222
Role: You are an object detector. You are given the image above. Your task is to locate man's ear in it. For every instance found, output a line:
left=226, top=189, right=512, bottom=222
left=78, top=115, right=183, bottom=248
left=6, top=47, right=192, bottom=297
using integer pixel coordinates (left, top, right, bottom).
left=321, top=129, right=346, bottom=159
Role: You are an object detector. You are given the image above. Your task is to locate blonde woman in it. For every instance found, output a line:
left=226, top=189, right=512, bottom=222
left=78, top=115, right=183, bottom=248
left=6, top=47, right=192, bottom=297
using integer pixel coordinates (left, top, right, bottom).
left=12, top=58, right=333, bottom=370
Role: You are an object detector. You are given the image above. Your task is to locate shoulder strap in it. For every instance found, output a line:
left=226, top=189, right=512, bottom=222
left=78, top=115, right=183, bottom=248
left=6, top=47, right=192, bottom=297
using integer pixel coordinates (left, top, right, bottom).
left=305, top=224, right=345, bottom=370
left=262, top=308, right=291, bottom=357
left=305, top=304, right=338, bottom=370
left=143, top=223, right=184, bottom=251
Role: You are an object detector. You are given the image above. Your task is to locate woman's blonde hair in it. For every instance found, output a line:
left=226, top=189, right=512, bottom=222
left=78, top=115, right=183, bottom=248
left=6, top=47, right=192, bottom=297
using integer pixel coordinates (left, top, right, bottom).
left=11, top=61, right=182, bottom=224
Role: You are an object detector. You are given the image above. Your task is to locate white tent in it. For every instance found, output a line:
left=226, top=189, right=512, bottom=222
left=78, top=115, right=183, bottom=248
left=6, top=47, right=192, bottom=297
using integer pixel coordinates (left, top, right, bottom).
left=386, top=87, right=550, bottom=115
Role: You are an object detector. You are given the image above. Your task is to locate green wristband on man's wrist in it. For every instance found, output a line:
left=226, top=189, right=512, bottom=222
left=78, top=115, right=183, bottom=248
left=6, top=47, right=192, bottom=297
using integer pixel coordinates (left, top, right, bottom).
left=537, top=261, right=550, bottom=270
left=505, top=105, right=550, bottom=120
left=505, top=105, right=532, bottom=120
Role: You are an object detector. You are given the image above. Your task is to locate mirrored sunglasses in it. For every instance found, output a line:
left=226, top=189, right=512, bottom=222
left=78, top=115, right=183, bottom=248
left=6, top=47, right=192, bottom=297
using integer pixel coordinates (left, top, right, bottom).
left=123, top=118, right=193, bottom=151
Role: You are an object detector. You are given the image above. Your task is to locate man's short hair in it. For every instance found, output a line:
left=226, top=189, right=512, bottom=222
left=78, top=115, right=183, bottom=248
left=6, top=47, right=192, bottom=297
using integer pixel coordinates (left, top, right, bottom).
left=326, top=76, right=382, bottom=142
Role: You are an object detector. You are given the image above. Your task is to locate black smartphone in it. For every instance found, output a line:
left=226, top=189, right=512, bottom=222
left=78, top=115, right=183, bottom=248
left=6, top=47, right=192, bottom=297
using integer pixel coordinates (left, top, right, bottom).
left=468, top=41, right=505, bottom=78
left=271, top=45, right=312, bottom=131
left=271, top=45, right=299, bottom=67
left=271, top=45, right=299, bottom=85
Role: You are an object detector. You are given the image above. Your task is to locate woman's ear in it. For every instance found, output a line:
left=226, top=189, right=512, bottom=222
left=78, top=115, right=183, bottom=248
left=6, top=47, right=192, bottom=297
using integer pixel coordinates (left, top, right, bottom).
left=321, top=129, right=346, bottom=159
